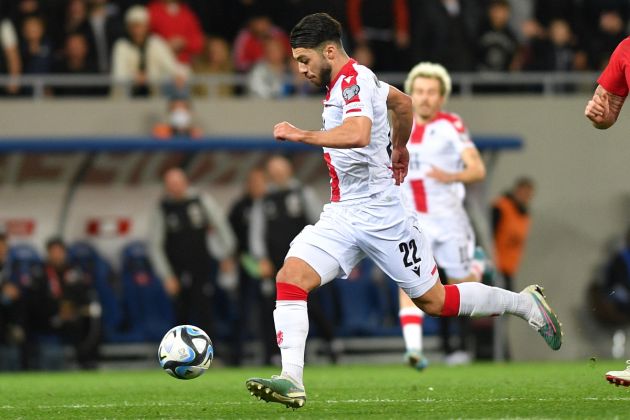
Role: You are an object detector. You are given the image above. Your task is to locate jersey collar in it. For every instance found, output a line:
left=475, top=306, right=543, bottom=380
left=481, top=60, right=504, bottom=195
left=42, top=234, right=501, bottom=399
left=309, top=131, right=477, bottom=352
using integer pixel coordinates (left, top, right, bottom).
left=326, top=58, right=357, bottom=98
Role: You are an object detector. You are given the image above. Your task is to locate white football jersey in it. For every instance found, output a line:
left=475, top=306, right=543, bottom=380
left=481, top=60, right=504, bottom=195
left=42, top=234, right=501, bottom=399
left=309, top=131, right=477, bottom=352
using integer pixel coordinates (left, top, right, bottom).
left=401, top=112, right=476, bottom=216
left=321, top=59, right=392, bottom=202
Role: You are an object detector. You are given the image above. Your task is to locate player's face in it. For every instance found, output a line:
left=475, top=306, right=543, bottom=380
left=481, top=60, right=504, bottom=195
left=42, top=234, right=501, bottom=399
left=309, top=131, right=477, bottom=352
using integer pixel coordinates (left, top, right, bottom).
left=293, top=47, right=332, bottom=88
left=410, top=77, right=445, bottom=121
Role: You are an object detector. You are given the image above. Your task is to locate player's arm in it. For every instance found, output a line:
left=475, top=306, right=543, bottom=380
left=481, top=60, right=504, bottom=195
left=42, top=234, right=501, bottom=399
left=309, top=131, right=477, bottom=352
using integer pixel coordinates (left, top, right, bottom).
left=273, top=116, right=372, bottom=148
left=386, top=85, right=413, bottom=185
left=428, top=147, right=486, bottom=184
left=386, top=85, right=413, bottom=148
left=584, top=84, right=626, bottom=129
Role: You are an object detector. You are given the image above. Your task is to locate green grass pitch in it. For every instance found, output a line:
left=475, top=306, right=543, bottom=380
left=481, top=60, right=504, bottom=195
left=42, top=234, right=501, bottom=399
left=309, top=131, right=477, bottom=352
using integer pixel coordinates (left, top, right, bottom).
left=0, top=361, right=628, bottom=419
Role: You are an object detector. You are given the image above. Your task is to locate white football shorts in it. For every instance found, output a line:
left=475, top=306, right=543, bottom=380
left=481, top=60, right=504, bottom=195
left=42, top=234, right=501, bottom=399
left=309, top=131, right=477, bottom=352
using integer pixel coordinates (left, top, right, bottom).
left=285, top=185, right=439, bottom=299
left=416, top=211, right=475, bottom=280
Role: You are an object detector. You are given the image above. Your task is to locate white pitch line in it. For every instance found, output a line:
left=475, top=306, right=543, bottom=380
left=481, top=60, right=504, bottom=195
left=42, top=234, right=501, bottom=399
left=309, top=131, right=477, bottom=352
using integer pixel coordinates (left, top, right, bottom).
left=2, top=396, right=629, bottom=411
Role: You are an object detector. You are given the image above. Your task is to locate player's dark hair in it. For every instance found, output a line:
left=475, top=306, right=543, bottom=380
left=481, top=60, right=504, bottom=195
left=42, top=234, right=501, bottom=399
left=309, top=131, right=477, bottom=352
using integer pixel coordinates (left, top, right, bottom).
left=514, top=176, right=534, bottom=190
left=290, top=13, right=342, bottom=50
left=46, top=236, right=65, bottom=250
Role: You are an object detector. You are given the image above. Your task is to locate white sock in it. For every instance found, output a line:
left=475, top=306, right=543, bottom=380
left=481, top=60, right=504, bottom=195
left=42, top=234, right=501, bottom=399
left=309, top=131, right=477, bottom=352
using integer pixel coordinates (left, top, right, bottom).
left=456, top=282, right=540, bottom=323
left=274, top=300, right=308, bottom=387
left=399, top=307, right=423, bottom=353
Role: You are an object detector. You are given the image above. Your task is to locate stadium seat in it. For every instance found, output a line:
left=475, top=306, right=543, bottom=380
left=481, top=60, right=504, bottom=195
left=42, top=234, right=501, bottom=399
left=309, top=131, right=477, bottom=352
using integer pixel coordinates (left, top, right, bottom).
left=334, top=260, right=400, bottom=336
left=7, top=243, right=43, bottom=288
left=120, top=241, right=174, bottom=342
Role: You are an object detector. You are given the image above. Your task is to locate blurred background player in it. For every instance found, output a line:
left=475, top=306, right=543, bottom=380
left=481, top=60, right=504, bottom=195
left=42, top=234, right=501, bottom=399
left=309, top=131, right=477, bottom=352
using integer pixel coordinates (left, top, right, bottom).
left=148, top=167, right=236, bottom=342
left=25, top=237, right=100, bottom=370
left=584, top=36, right=630, bottom=386
left=228, top=167, right=276, bottom=365
left=492, top=177, right=535, bottom=292
left=398, top=62, right=487, bottom=370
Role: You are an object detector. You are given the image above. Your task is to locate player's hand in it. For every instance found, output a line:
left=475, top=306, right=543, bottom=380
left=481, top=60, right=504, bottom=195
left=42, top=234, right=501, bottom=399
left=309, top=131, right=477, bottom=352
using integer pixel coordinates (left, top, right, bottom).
left=164, top=276, right=181, bottom=297
left=273, top=121, right=304, bottom=143
left=427, top=165, right=455, bottom=183
left=585, top=92, right=611, bottom=126
left=391, top=146, right=409, bottom=185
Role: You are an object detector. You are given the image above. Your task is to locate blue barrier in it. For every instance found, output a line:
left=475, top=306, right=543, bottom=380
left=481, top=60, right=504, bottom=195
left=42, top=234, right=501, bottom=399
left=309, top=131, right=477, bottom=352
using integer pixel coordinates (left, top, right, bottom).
left=0, top=136, right=523, bottom=153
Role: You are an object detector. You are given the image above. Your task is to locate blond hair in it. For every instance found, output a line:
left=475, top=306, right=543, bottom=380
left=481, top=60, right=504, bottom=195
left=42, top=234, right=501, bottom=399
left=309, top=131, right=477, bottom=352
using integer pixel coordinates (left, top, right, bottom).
left=404, top=62, right=452, bottom=99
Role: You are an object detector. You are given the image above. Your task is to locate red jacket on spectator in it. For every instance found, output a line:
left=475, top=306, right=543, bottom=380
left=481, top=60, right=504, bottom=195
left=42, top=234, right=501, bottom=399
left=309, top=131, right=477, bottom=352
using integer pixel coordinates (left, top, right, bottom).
left=233, top=25, right=290, bottom=72
left=147, top=1, right=204, bottom=64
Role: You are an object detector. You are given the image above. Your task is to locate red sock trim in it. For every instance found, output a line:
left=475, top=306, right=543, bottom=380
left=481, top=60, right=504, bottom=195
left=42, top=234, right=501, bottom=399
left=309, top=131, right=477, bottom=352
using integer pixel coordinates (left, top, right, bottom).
left=400, top=315, right=423, bottom=326
left=441, top=284, right=460, bottom=317
left=276, top=282, right=308, bottom=301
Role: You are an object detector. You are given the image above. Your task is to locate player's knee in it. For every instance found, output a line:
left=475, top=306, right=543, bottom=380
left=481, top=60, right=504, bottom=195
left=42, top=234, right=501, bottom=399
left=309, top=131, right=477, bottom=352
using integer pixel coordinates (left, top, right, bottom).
left=418, top=301, right=443, bottom=317
left=276, top=263, right=318, bottom=292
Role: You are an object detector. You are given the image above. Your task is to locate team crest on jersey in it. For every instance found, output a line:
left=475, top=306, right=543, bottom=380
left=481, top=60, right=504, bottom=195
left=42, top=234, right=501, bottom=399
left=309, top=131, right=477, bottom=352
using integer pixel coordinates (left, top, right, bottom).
left=342, top=84, right=360, bottom=102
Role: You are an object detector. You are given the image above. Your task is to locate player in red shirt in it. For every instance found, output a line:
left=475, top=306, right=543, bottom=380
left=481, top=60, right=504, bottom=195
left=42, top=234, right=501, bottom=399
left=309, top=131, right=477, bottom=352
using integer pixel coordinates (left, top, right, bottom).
left=585, top=37, right=630, bottom=386
left=584, top=37, right=630, bottom=129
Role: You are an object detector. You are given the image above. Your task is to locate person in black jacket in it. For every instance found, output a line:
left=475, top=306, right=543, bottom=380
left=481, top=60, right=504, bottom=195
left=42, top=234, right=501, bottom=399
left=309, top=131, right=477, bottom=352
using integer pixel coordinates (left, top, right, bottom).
left=228, top=167, right=277, bottom=365
left=149, top=167, right=236, bottom=341
left=25, top=237, right=100, bottom=369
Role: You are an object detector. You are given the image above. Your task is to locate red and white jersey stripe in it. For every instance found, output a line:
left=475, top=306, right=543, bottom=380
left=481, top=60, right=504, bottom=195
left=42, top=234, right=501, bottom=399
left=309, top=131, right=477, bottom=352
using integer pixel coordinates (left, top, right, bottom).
left=401, top=112, right=476, bottom=216
left=321, top=59, right=392, bottom=203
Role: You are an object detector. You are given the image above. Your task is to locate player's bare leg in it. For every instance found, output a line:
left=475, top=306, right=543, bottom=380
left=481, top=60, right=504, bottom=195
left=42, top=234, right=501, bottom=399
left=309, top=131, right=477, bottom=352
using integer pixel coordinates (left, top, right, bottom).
left=398, top=290, right=428, bottom=370
left=412, top=279, right=562, bottom=351
left=246, top=257, right=320, bottom=409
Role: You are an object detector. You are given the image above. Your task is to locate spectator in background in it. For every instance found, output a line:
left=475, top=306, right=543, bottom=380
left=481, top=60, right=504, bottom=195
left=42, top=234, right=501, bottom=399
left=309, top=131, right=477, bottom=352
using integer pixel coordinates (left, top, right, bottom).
left=247, top=38, right=291, bottom=99
left=54, top=0, right=91, bottom=52
left=147, top=0, right=204, bottom=65
left=149, top=168, right=236, bottom=343
left=228, top=167, right=276, bottom=365
left=492, top=177, right=535, bottom=292
left=111, top=5, right=181, bottom=97
left=476, top=0, right=520, bottom=72
left=233, top=11, right=290, bottom=72
left=346, top=0, right=410, bottom=71
left=53, top=33, right=104, bottom=96
left=152, top=97, right=203, bottom=139
left=19, top=15, right=53, bottom=75
left=192, top=36, right=234, bottom=97
left=87, top=0, right=124, bottom=73
left=533, top=0, right=580, bottom=30
left=524, top=19, right=587, bottom=73
left=586, top=10, right=627, bottom=70
left=409, top=0, right=480, bottom=72
left=352, top=43, right=375, bottom=68
left=0, top=231, right=25, bottom=371
left=0, top=18, right=22, bottom=95
left=505, top=0, right=534, bottom=43
left=26, top=237, right=100, bottom=370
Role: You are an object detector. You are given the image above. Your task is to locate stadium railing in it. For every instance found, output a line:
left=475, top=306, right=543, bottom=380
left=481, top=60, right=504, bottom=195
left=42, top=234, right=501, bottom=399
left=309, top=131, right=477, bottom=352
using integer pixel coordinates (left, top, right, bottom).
left=0, top=71, right=600, bottom=99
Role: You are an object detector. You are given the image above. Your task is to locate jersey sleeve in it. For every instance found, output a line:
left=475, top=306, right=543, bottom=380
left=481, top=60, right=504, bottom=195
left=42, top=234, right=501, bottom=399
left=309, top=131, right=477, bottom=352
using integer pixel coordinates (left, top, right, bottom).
left=448, top=115, right=476, bottom=154
left=598, top=38, right=630, bottom=97
left=341, top=72, right=376, bottom=121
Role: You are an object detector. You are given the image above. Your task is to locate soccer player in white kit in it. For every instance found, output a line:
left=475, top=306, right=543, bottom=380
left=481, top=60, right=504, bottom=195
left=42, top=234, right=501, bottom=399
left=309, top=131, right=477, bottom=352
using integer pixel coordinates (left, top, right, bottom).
left=246, top=13, right=563, bottom=409
left=398, top=62, right=487, bottom=370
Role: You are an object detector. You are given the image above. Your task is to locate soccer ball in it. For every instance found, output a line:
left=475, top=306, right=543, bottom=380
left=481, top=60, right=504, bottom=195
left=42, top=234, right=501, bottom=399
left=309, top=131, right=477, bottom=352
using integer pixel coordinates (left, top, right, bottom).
left=158, top=325, right=214, bottom=380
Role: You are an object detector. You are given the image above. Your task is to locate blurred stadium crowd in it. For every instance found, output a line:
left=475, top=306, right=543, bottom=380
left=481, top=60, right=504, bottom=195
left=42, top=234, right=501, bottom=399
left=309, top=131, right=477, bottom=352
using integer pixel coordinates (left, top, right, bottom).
left=0, top=0, right=628, bottom=98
